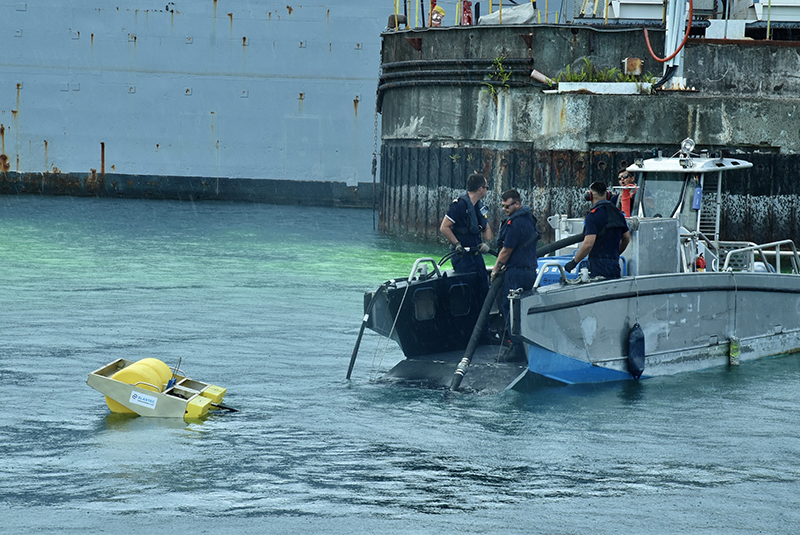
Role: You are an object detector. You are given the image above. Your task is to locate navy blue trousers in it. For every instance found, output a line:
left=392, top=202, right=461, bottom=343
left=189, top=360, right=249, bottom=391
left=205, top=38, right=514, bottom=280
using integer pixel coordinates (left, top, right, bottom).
left=452, top=253, right=490, bottom=304
left=501, top=266, right=537, bottom=358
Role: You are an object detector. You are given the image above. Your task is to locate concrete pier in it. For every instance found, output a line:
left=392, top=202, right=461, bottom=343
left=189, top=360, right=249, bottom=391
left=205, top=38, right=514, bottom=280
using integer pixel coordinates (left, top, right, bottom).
left=378, top=24, right=800, bottom=244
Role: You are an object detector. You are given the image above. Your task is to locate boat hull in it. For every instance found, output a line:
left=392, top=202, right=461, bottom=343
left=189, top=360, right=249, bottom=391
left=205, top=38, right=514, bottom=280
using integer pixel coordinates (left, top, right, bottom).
left=515, top=272, right=800, bottom=384
left=367, top=270, right=492, bottom=358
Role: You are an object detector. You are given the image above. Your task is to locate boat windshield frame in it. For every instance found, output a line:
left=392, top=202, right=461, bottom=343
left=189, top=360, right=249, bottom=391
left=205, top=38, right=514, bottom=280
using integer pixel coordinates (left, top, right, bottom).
left=635, top=171, right=690, bottom=219
left=627, top=153, right=753, bottom=221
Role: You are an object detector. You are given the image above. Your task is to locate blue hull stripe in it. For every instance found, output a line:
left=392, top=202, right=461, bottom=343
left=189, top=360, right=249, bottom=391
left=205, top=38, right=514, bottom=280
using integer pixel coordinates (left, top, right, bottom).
left=527, top=344, right=634, bottom=384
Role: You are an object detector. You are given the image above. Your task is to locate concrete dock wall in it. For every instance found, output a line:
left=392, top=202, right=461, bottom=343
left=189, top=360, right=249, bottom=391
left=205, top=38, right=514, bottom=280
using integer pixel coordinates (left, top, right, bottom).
left=378, top=25, right=800, bottom=244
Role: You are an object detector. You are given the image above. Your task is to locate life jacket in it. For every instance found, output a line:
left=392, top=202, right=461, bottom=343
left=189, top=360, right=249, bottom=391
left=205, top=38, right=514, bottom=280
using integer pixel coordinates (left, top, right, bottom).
left=589, top=200, right=627, bottom=233
left=497, top=205, right=539, bottom=251
left=586, top=200, right=627, bottom=262
left=450, top=192, right=483, bottom=238
left=618, top=185, right=637, bottom=217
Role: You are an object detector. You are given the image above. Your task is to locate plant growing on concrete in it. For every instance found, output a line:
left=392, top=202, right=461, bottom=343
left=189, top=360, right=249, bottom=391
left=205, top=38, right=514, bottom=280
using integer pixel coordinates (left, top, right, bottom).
left=483, top=55, right=513, bottom=96
left=553, top=58, right=655, bottom=85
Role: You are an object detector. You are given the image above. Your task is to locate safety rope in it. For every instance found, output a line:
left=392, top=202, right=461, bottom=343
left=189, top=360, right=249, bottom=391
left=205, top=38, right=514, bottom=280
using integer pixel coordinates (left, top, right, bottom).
left=731, top=271, right=738, bottom=334
left=370, top=280, right=412, bottom=381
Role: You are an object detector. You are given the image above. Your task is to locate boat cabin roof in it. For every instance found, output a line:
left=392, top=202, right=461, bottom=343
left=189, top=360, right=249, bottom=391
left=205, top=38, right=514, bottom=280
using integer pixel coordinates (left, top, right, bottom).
left=627, top=154, right=753, bottom=175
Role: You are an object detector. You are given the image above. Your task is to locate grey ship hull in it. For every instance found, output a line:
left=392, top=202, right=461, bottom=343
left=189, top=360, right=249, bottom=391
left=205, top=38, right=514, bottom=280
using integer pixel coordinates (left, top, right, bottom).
left=1, top=1, right=387, bottom=205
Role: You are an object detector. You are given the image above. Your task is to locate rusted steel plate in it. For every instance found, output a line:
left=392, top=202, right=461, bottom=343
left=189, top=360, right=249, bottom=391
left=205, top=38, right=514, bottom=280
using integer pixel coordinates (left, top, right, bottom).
left=379, top=142, right=800, bottom=246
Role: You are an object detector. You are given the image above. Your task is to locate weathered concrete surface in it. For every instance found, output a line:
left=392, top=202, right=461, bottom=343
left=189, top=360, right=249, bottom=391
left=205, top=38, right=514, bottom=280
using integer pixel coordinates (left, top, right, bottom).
left=378, top=25, right=800, bottom=244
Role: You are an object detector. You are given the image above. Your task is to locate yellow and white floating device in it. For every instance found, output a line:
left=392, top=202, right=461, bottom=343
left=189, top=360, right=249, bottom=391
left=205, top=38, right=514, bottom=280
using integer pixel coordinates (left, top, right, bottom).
left=87, top=358, right=230, bottom=419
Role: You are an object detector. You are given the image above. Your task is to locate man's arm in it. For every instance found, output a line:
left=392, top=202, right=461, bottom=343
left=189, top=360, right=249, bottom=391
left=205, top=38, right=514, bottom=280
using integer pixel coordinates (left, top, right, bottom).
left=482, top=224, right=493, bottom=243
left=620, top=231, right=631, bottom=254
left=572, top=234, right=596, bottom=264
left=439, top=216, right=458, bottom=246
left=491, top=246, right=514, bottom=277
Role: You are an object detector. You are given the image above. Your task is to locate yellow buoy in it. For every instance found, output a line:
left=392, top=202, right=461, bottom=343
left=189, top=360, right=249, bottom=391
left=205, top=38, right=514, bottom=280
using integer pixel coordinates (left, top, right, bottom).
left=105, top=362, right=163, bottom=414
left=136, top=358, right=174, bottom=388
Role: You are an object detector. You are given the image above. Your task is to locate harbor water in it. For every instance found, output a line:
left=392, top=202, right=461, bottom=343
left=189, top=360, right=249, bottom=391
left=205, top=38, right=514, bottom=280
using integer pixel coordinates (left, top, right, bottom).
left=2, top=196, right=799, bottom=534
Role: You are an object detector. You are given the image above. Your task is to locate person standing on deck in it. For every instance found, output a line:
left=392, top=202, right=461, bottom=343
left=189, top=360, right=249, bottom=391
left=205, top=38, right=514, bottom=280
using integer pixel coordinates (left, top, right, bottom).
left=440, top=173, right=493, bottom=302
left=565, top=181, right=631, bottom=279
left=610, top=169, right=638, bottom=217
left=490, top=189, right=539, bottom=361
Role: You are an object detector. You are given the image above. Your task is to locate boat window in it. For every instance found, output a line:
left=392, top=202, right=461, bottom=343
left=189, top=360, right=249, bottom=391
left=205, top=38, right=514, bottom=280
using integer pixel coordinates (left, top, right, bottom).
left=413, top=288, right=436, bottom=321
left=448, top=284, right=472, bottom=317
left=640, top=172, right=688, bottom=218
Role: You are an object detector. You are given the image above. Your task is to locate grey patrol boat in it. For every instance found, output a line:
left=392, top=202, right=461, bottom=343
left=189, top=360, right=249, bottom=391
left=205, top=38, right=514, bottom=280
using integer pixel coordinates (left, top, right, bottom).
left=353, top=140, right=800, bottom=392
left=513, top=139, right=800, bottom=386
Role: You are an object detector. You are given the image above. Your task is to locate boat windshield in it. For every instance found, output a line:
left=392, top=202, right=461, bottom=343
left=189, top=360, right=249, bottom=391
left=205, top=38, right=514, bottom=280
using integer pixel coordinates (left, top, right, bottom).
left=639, top=172, right=688, bottom=218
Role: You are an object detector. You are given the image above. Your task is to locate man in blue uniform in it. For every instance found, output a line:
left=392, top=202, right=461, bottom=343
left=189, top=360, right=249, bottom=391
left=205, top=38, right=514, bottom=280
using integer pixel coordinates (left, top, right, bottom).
left=490, top=189, right=539, bottom=361
left=440, top=173, right=493, bottom=300
left=565, top=181, right=631, bottom=279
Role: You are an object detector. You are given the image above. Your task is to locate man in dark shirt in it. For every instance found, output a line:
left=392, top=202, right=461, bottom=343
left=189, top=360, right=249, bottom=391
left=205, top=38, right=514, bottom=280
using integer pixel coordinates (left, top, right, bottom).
left=565, top=181, right=631, bottom=279
left=491, top=189, right=539, bottom=360
left=440, top=173, right=493, bottom=300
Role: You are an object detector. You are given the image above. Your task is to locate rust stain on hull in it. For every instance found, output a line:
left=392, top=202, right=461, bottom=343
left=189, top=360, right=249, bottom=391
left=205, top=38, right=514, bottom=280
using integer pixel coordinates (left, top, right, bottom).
left=0, top=124, right=7, bottom=172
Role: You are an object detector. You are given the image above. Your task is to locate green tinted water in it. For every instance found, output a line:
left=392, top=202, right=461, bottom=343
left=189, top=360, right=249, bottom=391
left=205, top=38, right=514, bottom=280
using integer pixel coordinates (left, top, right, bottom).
left=1, top=196, right=799, bottom=534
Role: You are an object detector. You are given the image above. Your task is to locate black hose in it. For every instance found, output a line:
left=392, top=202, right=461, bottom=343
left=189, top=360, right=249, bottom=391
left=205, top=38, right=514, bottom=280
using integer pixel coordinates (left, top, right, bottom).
left=653, top=65, right=678, bottom=91
left=536, top=233, right=585, bottom=257
left=448, top=232, right=584, bottom=391
left=450, top=272, right=505, bottom=391
left=211, top=402, right=238, bottom=412
left=438, top=248, right=498, bottom=267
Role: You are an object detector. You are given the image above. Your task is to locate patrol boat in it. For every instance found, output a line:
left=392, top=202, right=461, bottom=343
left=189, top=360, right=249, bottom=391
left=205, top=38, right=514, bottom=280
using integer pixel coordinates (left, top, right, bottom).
left=350, top=140, right=800, bottom=391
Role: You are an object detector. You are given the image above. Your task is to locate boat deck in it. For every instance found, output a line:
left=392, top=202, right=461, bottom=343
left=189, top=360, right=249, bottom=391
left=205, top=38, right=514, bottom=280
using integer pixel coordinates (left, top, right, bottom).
left=380, top=345, right=527, bottom=393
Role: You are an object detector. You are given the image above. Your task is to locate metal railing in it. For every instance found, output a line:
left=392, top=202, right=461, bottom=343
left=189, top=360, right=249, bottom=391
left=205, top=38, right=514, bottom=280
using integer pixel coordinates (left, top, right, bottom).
left=680, top=231, right=720, bottom=272
left=407, top=257, right=442, bottom=282
left=721, top=239, right=800, bottom=274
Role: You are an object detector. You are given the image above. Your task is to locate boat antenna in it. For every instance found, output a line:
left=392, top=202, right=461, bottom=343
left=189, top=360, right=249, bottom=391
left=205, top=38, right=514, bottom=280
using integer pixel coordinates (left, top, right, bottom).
left=166, top=357, right=182, bottom=390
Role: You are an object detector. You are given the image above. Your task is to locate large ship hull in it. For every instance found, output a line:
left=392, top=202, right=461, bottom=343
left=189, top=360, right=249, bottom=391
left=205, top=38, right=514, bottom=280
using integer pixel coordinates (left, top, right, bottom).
left=1, top=1, right=387, bottom=205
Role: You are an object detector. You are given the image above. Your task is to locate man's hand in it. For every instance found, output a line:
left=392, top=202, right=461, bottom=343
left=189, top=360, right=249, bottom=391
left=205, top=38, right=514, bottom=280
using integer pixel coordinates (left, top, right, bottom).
left=454, top=242, right=465, bottom=254
left=564, top=260, right=577, bottom=273
left=478, top=243, right=491, bottom=254
left=490, top=264, right=506, bottom=283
